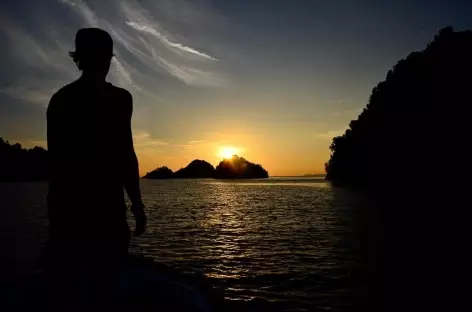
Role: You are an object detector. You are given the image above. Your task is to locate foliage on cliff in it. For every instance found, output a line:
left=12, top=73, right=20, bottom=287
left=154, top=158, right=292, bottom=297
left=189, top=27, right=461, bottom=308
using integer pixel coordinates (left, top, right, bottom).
left=325, top=27, right=472, bottom=187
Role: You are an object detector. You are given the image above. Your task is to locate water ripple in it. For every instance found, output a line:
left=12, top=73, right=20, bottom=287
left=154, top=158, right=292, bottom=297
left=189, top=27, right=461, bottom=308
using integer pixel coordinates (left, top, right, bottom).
left=130, top=179, right=370, bottom=310
left=0, top=179, right=372, bottom=311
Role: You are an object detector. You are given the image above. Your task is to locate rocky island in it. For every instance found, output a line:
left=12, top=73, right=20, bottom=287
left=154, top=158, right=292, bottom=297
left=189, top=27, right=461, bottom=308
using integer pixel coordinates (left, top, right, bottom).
left=141, top=166, right=174, bottom=179
left=215, top=156, right=268, bottom=179
left=143, top=156, right=269, bottom=179
left=174, top=160, right=215, bottom=178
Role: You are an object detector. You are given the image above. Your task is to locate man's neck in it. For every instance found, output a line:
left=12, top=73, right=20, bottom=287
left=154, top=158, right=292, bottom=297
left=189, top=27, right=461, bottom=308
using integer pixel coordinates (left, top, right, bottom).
left=80, top=71, right=107, bottom=85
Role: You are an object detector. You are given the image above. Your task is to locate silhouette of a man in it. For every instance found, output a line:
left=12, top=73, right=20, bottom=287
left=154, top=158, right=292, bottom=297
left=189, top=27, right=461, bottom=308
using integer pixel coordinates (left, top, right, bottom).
left=46, top=28, right=146, bottom=309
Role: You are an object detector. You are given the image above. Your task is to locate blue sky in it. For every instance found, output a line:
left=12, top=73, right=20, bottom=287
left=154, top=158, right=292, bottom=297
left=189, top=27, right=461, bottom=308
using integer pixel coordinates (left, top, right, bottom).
left=1, top=0, right=471, bottom=175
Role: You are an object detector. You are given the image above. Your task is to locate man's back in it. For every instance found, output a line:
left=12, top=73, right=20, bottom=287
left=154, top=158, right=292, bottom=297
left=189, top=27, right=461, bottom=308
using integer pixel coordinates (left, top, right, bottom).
left=44, top=28, right=146, bottom=311
left=47, top=78, right=132, bottom=235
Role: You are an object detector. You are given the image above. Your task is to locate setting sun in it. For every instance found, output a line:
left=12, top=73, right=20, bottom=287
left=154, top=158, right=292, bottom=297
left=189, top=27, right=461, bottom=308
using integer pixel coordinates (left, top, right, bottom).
left=218, top=146, right=239, bottom=159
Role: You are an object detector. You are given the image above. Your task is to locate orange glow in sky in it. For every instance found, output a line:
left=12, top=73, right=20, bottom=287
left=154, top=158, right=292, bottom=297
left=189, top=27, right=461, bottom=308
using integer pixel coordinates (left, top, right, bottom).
left=218, top=146, right=239, bottom=159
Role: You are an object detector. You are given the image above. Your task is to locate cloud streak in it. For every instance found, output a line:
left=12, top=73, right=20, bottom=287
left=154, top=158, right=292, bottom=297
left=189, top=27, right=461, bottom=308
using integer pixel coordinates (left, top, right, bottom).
left=58, top=0, right=99, bottom=27
left=0, top=86, right=54, bottom=106
left=157, top=56, right=228, bottom=87
left=111, top=57, right=143, bottom=92
left=133, top=130, right=169, bottom=147
left=0, top=14, right=76, bottom=78
left=125, top=21, right=218, bottom=61
left=316, top=128, right=348, bottom=139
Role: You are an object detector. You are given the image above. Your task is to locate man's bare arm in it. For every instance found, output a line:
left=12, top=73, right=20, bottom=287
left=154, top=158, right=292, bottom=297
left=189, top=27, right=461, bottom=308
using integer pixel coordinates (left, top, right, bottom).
left=46, top=94, right=60, bottom=182
left=46, top=94, right=59, bottom=220
left=122, top=92, right=146, bottom=225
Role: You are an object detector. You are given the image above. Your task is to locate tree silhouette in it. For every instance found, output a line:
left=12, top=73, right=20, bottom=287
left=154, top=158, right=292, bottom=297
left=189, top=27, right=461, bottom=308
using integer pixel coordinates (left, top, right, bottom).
left=0, top=138, right=48, bottom=181
left=324, top=28, right=472, bottom=310
left=325, top=27, right=472, bottom=188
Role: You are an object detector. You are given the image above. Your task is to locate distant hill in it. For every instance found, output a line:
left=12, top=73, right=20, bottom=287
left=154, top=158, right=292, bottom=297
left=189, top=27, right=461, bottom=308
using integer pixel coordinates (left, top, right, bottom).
left=143, top=156, right=269, bottom=179
left=142, top=166, right=174, bottom=179
left=301, top=174, right=326, bottom=177
left=174, top=160, right=215, bottom=178
left=215, top=156, right=268, bottom=179
left=0, top=138, right=48, bottom=181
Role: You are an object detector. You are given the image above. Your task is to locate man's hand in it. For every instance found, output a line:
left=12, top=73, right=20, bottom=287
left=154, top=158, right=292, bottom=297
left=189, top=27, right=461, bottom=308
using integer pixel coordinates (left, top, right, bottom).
left=134, top=214, right=147, bottom=237
left=131, top=202, right=147, bottom=237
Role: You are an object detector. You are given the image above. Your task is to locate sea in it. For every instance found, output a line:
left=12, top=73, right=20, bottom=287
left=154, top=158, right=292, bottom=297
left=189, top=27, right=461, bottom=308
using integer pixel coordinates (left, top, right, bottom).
left=0, top=177, right=378, bottom=311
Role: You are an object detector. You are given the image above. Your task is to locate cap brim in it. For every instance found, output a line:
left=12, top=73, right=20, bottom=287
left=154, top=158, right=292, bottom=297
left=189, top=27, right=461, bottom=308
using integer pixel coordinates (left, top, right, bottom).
left=68, top=51, right=115, bottom=58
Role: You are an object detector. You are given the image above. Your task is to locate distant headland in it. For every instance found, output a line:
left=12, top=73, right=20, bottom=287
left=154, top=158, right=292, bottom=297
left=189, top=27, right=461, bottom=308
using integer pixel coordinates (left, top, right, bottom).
left=143, top=156, right=269, bottom=179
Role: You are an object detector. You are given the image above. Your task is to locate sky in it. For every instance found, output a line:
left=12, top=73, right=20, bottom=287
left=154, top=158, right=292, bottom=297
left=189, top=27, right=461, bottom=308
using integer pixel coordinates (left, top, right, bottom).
left=1, top=0, right=471, bottom=176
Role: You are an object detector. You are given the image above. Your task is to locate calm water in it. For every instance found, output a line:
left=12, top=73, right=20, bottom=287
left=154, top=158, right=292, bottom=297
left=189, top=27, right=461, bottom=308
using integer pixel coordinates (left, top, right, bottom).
left=0, top=178, right=375, bottom=311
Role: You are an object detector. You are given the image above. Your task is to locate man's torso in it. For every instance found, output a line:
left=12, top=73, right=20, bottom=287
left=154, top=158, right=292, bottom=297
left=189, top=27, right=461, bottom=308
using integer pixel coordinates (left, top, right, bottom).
left=47, top=79, right=130, bottom=232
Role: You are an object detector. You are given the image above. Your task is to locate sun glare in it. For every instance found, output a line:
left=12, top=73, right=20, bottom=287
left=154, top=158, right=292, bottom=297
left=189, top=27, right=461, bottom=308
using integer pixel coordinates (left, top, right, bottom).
left=218, top=146, right=239, bottom=159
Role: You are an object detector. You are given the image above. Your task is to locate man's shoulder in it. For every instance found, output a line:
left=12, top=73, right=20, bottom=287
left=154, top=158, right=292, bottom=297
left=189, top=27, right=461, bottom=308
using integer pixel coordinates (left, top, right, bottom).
left=107, top=83, right=132, bottom=101
left=48, top=81, right=80, bottom=113
left=50, top=81, right=81, bottom=102
left=107, top=84, right=133, bottom=115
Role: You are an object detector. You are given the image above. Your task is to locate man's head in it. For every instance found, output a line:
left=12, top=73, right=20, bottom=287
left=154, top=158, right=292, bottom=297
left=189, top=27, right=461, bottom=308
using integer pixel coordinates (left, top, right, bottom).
left=69, top=28, right=114, bottom=76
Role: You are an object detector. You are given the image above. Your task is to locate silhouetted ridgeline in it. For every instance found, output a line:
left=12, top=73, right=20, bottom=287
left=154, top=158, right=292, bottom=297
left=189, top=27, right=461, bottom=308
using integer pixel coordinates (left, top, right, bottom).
left=175, top=160, right=215, bottom=178
left=325, top=27, right=472, bottom=188
left=0, top=138, right=48, bottom=181
left=143, top=156, right=269, bottom=179
left=215, top=156, right=268, bottom=179
left=142, top=166, right=174, bottom=179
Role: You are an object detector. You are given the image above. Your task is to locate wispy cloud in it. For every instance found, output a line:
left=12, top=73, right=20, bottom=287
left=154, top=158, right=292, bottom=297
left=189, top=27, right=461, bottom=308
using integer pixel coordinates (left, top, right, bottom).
left=111, top=57, right=143, bottom=92
left=58, top=0, right=99, bottom=27
left=316, top=128, right=348, bottom=139
left=171, top=139, right=208, bottom=149
left=188, top=140, right=205, bottom=145
left=0, top=14, right=76, bottom=78
left=0, top=86, right=54, bottom=106
left=133, top=131, right=209, bottom=150
left=326, top=98, right=352, bottom=104
left=133, top=130, right=169, bottom=147
left=332, top=107, right=363, bottom=117
left=125, top=21, right=218, bottom=61
left=157, top=56, right=228, bottom=87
